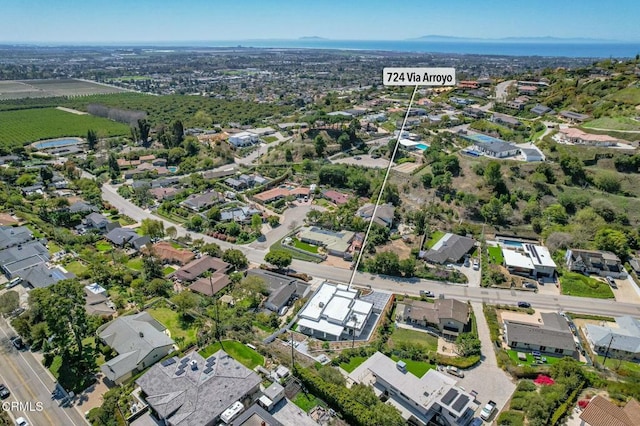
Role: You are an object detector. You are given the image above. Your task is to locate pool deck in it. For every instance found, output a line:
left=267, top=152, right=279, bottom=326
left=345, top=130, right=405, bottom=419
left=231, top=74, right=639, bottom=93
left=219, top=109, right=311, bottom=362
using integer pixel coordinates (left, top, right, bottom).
left=32, top=137, right=85, bottom=150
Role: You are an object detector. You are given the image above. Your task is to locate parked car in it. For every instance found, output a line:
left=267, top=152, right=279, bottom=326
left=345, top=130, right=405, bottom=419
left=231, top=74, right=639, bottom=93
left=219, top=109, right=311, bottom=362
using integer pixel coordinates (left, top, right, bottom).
left=605, top=276, right=617, bottom=288
left=445, top=366, right=464, bottom=378
left=445, top=263, right=455, bottom=270
left=354, top=156, right=362, bottom=160
left=472, top=259, right=480, bottom=270
left=0, top=384, right=10, bottom=399
left=15, top=417, right=29, bottom=426
left=470, top=418, right=483, bottom=426
left=480, top=400, right=497, bottom=421
left=463, top=257, right=470, bottom=267
left=420, top=290, right=435, bottom=298
left=10, top=336, right=24, bottom=350
left=517, top=301, right=531, bottom=309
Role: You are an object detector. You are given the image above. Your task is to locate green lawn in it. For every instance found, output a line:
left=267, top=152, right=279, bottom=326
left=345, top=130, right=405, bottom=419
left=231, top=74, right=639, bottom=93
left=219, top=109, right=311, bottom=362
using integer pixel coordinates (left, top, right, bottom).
left=292, top=392, right=324, bottom=412
left=507, top=350, right=564, bottom=367
left=47, top=241, right=63, bottom=255
left=95, top=241, right=112, bottom=252
left=170, top=241, right=182, bottom=249
left=488, top=246, right=504, bottom=265
left=597, top=355, right=640, bottom=373
left=425, top=231, right=445, bottom=249
left=262, top=136, right=278, bottom=143
left=148, top=307, right=197, bottom=348
left=340, top=356, right=368, bottom=373
left=198, top=340, right=264, bottom=369
left=127, top=258, right=144, bottom=271
left=270, top=237, right=322, bottom=263
left=64, top=260, right=87, bottom=275
left=560, top=272, right=615, bottom=299
left=584, top=116, right=640, bottom=132
left=390, top=355, right=435, bottom=378
left=163, top=266, right=176, bottom=276
left=26, top=224, right=44, bottom=238
left=388, top=327, right=438, bottom=352
left=292, top=238, right=319, bottom=253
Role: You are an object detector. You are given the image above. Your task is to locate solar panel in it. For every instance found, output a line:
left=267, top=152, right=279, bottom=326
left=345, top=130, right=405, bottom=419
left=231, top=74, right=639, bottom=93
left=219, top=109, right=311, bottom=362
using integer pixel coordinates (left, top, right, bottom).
left=175, top=368, right=185, bottom=375
left=452, top=395, right=470, bottom=412
left=180, top=357, right=190, bottom=365
left=161, top=358, right=176, bottom=367
left=204, top=367, right=213, bottom=374
left=441, top=388, right=458, bottom=406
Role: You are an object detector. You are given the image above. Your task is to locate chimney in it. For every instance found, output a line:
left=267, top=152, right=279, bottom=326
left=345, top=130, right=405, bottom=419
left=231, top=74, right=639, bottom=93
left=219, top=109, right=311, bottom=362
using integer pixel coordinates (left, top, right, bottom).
left=139, top=332, right=144, bottom=338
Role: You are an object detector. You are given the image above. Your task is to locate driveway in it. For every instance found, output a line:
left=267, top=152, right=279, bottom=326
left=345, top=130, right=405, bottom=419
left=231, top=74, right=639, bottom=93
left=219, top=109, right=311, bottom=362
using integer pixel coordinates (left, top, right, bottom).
left=250, top=203, right=317, bottom=250
left=611, top=276, right=640, bottom=304
left=454, top=303, right=516, bottom=417
left=331, top=154, right=390, bottom=169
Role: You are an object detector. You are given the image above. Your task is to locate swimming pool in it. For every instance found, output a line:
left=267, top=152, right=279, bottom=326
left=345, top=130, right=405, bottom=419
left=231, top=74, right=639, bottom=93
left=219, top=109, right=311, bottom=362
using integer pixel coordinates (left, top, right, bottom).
left=32, top=138, right=83, bottom=150
left=501, top=240, right=524, bottom=248
left=167, top=166, right=178, bottom=173
left=415, top=143, right=429, bottom=151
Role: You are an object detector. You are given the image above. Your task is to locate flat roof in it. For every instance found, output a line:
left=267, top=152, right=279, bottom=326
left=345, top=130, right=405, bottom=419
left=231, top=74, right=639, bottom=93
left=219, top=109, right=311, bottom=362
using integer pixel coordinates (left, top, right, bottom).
left=323, top=296, right=352, bottom=323
left=298, top=317, right=345, bottom=337
left=300, top=282, right=337, bottom=321
left=524, top=244, right=556, bottom=268
left=502, top=249, right=534, bottom=270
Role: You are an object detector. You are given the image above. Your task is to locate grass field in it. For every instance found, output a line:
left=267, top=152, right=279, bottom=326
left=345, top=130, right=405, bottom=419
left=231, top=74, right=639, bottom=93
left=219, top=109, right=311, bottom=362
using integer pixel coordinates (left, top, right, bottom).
left=560, top=272, right=615, bottom=299
left=292, top=238, right=319, bottom=253
left=339, top=356, right=369, bottom=373
left=608, top=87, right=640, bottom=105
left=148, top=307, right=197, bottom=348
left=388, top=327, right=438, bottom=352
left=584, top=116, right=640, bottom=131
left=262, top=136, right=278, bottom=143
left=198, top=340, right=264, bottom=369
left=64, top=260, right=87, bottom=276
left=597, top=355, right=640, bottom=373
left=425, top=231, right=445, bottom=249
left=0, top=78, right=125, bottom=101
left=0, top=107, right=129, bottom=146
left=95, top=241, right=112, bottom=252
left=127, top=258, right=144, bottom=271
left=270, top=237, right=323, bottom=263
left=488, top=246, right=504, bottom=265
left=292, top=392, right=324, bottom=412
left=507, top=350, right=564, bottom=367
left=47, top=241, right=63, bottom=255
left=390, top=355, right=435, bottom=378
left=163, top=266, right=176, bottom=276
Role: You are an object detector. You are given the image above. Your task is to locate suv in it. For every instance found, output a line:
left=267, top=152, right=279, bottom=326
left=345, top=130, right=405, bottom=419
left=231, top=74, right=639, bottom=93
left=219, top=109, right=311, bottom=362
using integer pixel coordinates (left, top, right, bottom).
left=517, top=301, right=531, bottom=309
left=0, top=384, right=9, bottom=399
left=445, top=366, right=464, bottom=378
left=605, top=276, right=617, bottom=288
left=420, top=290, right=435, bottom=298
left=10, top=336, right=24, bottom=350
left=472, top=259, right=480, bottom=270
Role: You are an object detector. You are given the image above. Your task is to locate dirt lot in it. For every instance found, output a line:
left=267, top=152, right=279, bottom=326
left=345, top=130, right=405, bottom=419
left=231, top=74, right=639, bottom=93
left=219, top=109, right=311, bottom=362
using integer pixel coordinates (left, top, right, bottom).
left=376, top=238, right=414, bottom=259
left=322, top=255, right=352, bottom=269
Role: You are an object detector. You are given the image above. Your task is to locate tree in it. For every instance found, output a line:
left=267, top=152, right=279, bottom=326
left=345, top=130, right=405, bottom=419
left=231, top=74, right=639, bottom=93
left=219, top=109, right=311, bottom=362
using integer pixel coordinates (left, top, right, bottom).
left=368, top=251, right=401, bottom=276
left=399, top=257, right=416, bottom=277
left=455, top=333, right=481, bottom=357
left=543, top=204, right=568, bottom=225
left=39, top=166, right=54, bottom=184
left=223, top=249, right=249, bottom=270
left=314, top=135, right=327, bottom=157
left=140, top=218, right=165, bottom=239
left=594, top=171, right=621, bottom=193
left=318, top=365, right=346, bottom=386
left=87, top=129, right=98, bottom=150
left=0, top=290, right=19, bottom=314
left=560, top=155, right=586, bottom=183
left=267, top=215, right=280, bottom=227
left=171, top=291, right=199, bottom=316
left=172, top=120, right=185, bottom=147
left=484, top=161, right=503, bottom=187
left=265, top=249, right=293, bottom=270
left=285, top=148, right=293, bottom=162
left=338, top=132, right=351, bottom=150
left=251, top=214, right=263, bottom=235
left=166, top=226, right=178, bottom=239
left=138, top=119, right=151, bottom=147
left=594, top=228, right=629, bottom=259
left=481, top=198, right=506, bottom=225
left=201, top=242, right=222, bottom=257
left=108, top=153, right=120, bottom=179
left=143, top=278, right=172, bottom=297
left=142, top=252, right=164, bottom=280
left=193, top=110, right=213, bottom=128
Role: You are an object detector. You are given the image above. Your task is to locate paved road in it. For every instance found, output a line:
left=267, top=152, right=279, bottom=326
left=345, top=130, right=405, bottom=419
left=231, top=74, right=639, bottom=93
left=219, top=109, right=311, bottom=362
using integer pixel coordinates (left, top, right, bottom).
left=0, top=317, right=88, bottom=426
left=495, top=79, right=515, bottom=102
left=101, top=183, right=640, bottom=319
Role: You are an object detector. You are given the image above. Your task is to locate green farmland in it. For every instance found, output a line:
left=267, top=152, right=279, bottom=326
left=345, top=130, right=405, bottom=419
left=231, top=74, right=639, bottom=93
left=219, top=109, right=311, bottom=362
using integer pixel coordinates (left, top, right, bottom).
left=0, top=107, right=129, bottom=148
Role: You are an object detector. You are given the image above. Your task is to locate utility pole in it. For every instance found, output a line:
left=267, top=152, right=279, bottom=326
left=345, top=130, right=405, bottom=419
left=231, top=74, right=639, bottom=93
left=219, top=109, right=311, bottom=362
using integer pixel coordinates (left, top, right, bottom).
left=290, top=330, right=295, bottom=373
left=602, top=334, right=615, bottom=367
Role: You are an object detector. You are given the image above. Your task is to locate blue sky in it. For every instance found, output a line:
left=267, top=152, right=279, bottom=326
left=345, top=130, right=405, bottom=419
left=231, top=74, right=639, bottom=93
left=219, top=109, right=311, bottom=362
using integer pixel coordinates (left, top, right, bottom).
left=2, top=0, right=639, bottom=43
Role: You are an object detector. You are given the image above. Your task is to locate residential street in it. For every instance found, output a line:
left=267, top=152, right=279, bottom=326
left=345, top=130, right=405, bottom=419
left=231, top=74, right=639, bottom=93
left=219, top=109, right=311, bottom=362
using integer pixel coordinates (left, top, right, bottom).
left=0, top=316, right=88, bottom=425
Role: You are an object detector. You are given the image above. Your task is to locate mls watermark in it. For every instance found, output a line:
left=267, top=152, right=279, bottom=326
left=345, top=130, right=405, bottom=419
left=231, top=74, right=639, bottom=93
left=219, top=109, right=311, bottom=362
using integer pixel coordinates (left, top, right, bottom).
left=383, top=67, right=456, bottom=86
left=2, top=401, right=44, bottom=412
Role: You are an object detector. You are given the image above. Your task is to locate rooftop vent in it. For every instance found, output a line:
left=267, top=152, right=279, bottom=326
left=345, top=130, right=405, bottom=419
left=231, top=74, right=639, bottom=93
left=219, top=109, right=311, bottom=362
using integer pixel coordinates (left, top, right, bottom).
left=319, top=302, right=325, bottom=308
left=139, top=332, right=144, bottom=338
left=190, top=360, right=198, bottom=370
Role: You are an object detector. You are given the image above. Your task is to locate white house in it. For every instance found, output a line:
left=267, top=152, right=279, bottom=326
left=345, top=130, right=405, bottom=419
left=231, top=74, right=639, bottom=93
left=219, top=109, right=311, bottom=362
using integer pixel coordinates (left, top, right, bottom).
left=228, top=131, right=259, bottom=148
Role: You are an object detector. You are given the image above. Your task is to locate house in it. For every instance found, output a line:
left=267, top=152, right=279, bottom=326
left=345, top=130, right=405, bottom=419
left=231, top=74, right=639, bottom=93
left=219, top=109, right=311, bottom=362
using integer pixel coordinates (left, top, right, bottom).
left=246, top=269, right=310, bottom=313
left=15, top=264, right=75, bottom=289
left=584, top=316, right=640, bottom=361
left=83, top=213, right=113, bottom=233
left=565, top=248, right=626, bottom=278
left=220, top=206, right=262, bottom=223
left=152, top=158, right=167, bottom=167
left=189, top=274, right=231, bottom=297
left=225, top=178, right=247, bottom=191
left=0, top=241, right=50, bottom=278
left=462, top=107, right=485, bottom=119
left=517, top=85, right=538, bottom=95
left=145, top=241, right=195, bottom=265
left=474, top=140, right=520, bottom=158
left=21, top=184, right=45, bottom=196
left=296, top=282, right=374, bottom=341
left=356, top=203, right=395, bottom=228
left=530, top=104, right=553, bottom=116
left=228, top=131, right=259, bottom=148
left=97, top=312, right=175, bottom=384
left=139, top=154, right=156, bottom=162
left=348, top=352, right=477, bottom=426
left=247, top=127, right=276, bottom=137
left=423, top=233, right=476, bottom=264
left=521, top=148, right=545, bottom=162
left=0, top=225, right=34, bottom=250
left=171, top=255, right=231, bottom=282
left=491, top=113, right=522, bottom=128
left=501, top=243, right=557, bottom=278
left=231, top=404, right=283, bottom=426
left=136, top=350, right=261, bottom=426
left=322, top=190, right=349, bottom=205
left=579, top=395, right=640, bottom=426
left=253, top=186, right=309, bottom=204
left=297, top=227, right=355, bottom=258
left=256, top=382, right=285, bottom=412
left=396, top=299, right=470, bottom=338
left=84, top=283, right=116, bottom=317
left=68, top=201, right=98, bottom=214
left=123, top=163, right=170, bottom=179
left=149, top=187, right=181, bottom=201
left=503, top=312, right=578, bottom=358
left=560, top=111, right=590, bottom=123
left=104, top=228, right=150, bottom=251
left=558, top=128, right=618, bottom=147
left=181, top=190, right=225, bottom=211
left=458, top=80, right=479, bottom=89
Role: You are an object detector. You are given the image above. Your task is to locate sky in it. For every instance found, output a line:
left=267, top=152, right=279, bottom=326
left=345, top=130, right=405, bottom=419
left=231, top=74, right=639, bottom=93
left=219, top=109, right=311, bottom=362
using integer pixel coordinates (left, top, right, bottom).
left=2, top=0, right=639, bottom=44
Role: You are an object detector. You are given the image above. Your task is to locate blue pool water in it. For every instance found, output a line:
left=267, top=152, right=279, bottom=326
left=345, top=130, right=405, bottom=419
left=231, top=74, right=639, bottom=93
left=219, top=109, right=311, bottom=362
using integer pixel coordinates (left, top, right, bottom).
left=33, top=138, right=82, bottom=150
left=415, top=143, right=429, bottom=151
left=167, top=166, right=178, bottom=173
left=501, top=240, right=524, bottom=248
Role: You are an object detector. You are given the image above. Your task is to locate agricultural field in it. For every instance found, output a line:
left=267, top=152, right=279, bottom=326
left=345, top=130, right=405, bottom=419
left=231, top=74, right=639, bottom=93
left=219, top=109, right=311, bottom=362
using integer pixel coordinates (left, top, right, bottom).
left=0, top=107, right=129, bottom=149
left=0, top=79, right=126, bottom=100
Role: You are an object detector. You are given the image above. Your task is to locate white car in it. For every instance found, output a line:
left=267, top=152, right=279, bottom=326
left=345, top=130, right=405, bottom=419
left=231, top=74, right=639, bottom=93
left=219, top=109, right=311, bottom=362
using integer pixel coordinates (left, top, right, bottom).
left=15, top=417, right=29, bottom=426
left=472, top=259, right=480, bottom=270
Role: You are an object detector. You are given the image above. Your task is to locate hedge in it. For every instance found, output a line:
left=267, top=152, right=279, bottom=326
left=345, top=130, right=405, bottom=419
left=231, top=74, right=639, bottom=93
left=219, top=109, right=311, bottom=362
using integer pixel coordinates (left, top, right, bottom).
left=550, top=381, right=585, bottom=425
left=435, top=354, right=481, bottom=369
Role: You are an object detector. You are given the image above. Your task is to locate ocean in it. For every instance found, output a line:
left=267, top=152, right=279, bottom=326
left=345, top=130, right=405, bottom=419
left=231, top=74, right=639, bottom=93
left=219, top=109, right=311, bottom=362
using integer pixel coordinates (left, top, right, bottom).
left=187, top=39, right=639, bottom=59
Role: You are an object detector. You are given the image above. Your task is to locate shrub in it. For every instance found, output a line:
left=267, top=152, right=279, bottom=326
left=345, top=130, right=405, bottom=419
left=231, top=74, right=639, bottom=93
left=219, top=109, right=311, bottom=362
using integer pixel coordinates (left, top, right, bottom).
left=497, top=410, right=525, bottom=426
left=516, top=379, right=537, bottom=392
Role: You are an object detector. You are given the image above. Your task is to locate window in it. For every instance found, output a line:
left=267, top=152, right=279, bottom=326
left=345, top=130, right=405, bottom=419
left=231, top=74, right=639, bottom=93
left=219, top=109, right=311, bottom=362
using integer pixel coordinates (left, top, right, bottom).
left=511, top=342, right=517, bottom=346
left=555, top=348, right=563, bottom=354
left=540, top=346, right=546, bottom=351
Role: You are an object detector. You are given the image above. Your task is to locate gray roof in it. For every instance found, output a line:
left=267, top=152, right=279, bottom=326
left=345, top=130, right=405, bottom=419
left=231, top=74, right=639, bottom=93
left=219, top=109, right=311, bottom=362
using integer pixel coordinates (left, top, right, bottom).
left=246, top=269, right=309, bottom=295
left=3, top=255, right=49, bottom=276
left=585, top=316, right=640, bottom=354
left=15, top=264, right=75, bottom=289
left=475, top=140, right=519, bottom=154
left=0, top=225, right=33, bottom=249
left=136, top=350, right=261, bottom=426
left=505, top=313, right=575, bottom=352
left=230, top=404, right=283, bottom=426
left=181, top=191, right=224, bottom=210
left=424, top=233, right=476, bottom=264
left=99, top=312, right=175, bottom=380
left=68, top=201, right=98, bottom=213
left=105, top=228, right=140, bottom=246
left=0, top=240, right=49, bottom=267
left=531, top=104, right=552, bottom=115
left=356, top=203, right=395, bottom=227
left=85, top=212, right=110, bottom=228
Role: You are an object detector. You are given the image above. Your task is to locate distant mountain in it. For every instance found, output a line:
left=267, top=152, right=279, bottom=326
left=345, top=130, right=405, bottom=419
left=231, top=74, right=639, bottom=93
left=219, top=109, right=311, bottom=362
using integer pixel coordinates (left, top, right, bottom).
left=410, top=35, right=621, bottom=43
left=299, top=36, right=328, bottom=40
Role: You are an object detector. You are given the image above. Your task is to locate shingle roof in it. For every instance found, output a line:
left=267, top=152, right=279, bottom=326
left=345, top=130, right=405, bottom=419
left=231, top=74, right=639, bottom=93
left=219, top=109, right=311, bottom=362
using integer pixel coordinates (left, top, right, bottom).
left=356, top=203, right=395, bottom=227
left=423, top=233, right=476, bottom=264
left=579, top=396, right=637, bottom=426
left=172, top=255, right=231, bottom=282
left=505, top=313, right=575, bottom=352
left=0, top=225, right=33, bottom=249
left=189, top=274, right=231, bottom=297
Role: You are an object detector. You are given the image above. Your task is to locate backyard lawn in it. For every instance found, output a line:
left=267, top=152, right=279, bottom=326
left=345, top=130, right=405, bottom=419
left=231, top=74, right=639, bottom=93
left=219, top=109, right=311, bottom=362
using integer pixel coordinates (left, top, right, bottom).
left=148, top=307, right=197, bottom=348
left=597, top=355, right=640, bottom=373
left=560, top=272, right=615, bottom=299
left=95, top=241, right=112, bottom=252
left=488, top=246, right=504, bottom=265
left=292, top=392, right=324, bottom=412
left=163, top=266, right=176, bottom=276
left=425, top=231, right=445, bottom=249
left=390, top=355, right=435, bottom=378
left=198, top=340, right=264, bottom=369
left=388, top=327, right=438, bottom=352
left=507, top=350, right=564, bottom=367
left=127, top=258, right=144, bottom=271
left=292, top=238, right=319, bottom=253
left=339, top=356, right=368, bottom=373
left=64, top=260, right=87, bottom=275
left=47, top=241, right=63, bottom=255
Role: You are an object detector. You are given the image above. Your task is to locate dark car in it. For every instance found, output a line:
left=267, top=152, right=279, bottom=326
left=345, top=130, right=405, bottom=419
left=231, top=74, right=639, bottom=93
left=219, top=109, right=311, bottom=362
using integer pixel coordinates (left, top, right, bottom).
left=470, top=418, right=483, bottom=426
left=517, top=301, right=531, bottom=308
left=0, top=384, right=9, bottom=399
left=10, top=336, right=24, bottom=350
